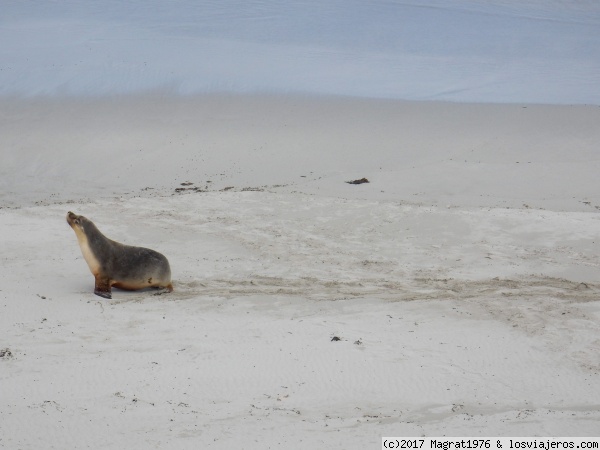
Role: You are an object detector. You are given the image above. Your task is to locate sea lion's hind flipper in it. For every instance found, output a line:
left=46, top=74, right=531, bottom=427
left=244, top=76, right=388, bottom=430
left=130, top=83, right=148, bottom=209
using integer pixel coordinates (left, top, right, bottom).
left=153, top=283, right=173, bottom=296
left=94, top=275, right=112, bottom=299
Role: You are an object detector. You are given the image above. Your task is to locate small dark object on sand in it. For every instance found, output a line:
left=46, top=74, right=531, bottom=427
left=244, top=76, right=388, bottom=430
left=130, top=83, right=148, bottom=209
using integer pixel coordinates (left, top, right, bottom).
left=331, top=336, right=341, bottom=342
left=346, top=178, right=369, bottom=185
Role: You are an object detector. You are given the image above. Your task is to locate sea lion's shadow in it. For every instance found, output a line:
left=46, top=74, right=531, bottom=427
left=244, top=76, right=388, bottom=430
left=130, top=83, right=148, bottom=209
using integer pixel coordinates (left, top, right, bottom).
left=105, top=286, right=173, bottom=304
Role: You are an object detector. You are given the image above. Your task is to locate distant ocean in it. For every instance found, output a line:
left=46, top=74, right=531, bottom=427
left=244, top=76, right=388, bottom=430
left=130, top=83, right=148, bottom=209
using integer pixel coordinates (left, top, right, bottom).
left=1, top=0, right=599, bottom=103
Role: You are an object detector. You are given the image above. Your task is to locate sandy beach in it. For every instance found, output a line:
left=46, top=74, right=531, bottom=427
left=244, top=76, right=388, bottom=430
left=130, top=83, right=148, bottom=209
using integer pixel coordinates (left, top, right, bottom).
left=2, top=0, right=600, bottom=447
left=1, top=95, right=599, bottom=449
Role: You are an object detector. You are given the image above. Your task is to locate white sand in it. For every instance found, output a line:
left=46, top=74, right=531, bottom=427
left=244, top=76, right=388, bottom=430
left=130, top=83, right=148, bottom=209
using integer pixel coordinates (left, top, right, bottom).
left=1, top=95, right=600, bottom=448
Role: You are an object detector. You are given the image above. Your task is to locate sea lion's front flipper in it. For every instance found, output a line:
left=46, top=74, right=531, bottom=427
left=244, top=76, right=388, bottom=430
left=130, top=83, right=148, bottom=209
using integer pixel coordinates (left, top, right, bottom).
left=94, top=275, right=112, bottom=299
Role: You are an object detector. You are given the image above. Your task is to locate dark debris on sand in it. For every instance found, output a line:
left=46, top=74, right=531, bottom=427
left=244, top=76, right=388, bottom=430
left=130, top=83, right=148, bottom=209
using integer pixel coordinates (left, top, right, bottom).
left=346, top=178, right=369, bottom=185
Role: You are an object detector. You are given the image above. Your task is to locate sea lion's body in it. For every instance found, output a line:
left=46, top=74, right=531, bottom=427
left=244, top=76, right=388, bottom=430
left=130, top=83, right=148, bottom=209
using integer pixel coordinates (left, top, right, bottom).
left=67, top=212, right=173, bottom=299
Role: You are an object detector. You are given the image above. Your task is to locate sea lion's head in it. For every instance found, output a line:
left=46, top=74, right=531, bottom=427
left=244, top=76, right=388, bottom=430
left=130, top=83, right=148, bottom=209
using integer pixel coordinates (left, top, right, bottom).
left=67, top=211, right=81, bottom=227
left=66, top=211, right=91, bottom=235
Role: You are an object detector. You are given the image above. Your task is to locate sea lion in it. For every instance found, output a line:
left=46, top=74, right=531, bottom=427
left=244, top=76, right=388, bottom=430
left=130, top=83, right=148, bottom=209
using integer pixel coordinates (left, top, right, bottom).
left=66, top=211, right=173, bottom=299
